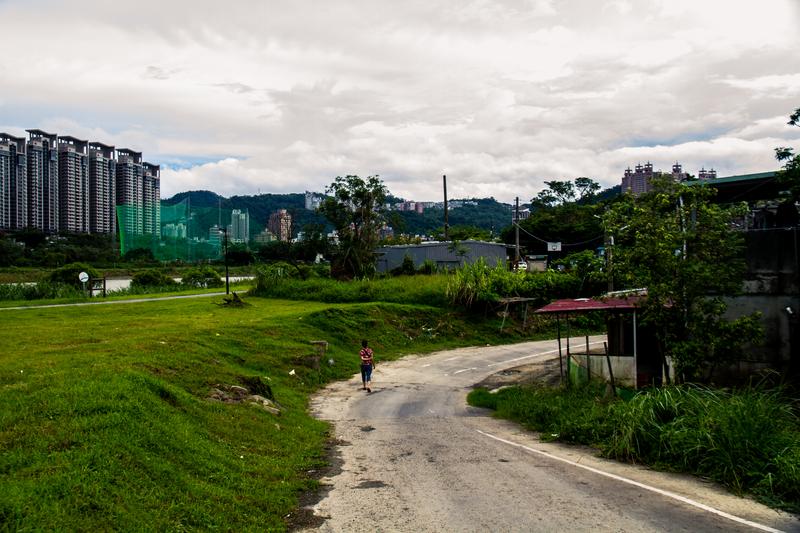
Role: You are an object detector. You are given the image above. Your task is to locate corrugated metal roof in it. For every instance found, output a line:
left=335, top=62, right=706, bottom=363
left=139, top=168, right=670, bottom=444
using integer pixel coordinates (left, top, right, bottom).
left=687, top=171, right=778, bottom=186
left=535, top=296, right=644, bottom=313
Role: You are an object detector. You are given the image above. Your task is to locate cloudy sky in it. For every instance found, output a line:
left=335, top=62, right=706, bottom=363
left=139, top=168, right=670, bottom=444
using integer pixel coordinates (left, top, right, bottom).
left=1, top=0, right=799, bottom=203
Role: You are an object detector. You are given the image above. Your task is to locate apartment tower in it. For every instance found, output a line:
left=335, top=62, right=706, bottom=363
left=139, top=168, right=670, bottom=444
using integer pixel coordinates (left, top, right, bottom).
left=116, top=148, right=143, bottom=235
left=268, top=209, right=292, bottom=242
left=0, top=133, right=27, bottom=230
left=143, top=162, right=160, bottom=236
left=229, top=208, right=249, bottom=243
left=26, top=130, right=59, bottom=232
left=57, top=136, right=90, bottom=233
left=88, top=142, right=116, bottom=234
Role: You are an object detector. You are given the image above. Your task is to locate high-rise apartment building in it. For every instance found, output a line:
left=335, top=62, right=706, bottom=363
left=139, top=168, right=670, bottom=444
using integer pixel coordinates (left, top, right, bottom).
left=88, top=142, right=116, bottom=234
left=621, top=162, right=693, bottom=197
left=268, top=209, right=292, bottom=242
left=57, top=136, right=89, bottom=233
left=229, top=208, right=249, bottom=243
left=143, top=163, right=160, bottom=236
left=2, top=128, right=161, bottom=240
left=0, top=133, right=28, bottom=230
left=305, top=191, right=324, bottom=210
left=698, top=167, right=717, bottom=180
left=26, top=130, right=59, bottom=233
left=116, top=149, right=143, bottom=236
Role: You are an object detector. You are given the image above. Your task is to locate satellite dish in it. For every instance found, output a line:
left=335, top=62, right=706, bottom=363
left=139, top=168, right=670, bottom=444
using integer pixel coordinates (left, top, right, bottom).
left=78, top=271, right=89, bottom=283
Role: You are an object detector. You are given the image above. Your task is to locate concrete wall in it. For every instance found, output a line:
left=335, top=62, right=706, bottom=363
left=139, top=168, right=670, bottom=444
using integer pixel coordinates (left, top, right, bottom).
left=725, top=228, right=799, bottom=373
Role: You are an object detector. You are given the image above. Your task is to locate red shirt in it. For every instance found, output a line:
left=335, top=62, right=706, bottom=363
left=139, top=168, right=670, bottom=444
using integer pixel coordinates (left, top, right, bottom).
left=360, top=347, right=374, bottom=366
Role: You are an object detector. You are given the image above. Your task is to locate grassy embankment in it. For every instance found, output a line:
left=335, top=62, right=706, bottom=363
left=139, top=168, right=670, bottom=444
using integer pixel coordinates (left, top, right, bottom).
left=0, top=280, right=539, bottom=530
left=469, top=383, right=800, bottom=512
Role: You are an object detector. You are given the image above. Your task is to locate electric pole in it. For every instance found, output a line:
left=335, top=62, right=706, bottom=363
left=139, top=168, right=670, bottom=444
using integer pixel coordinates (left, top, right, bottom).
left=515, top=196, right=520, bottom=265
left=443, top=174, right=449, bottom=240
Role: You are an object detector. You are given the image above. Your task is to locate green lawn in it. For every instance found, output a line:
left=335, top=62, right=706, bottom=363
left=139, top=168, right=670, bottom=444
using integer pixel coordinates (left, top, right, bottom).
left=0, top=294, right=531, bottom=530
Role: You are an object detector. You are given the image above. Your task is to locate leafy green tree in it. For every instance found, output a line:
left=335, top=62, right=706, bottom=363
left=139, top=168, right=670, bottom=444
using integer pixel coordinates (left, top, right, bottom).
left=0, top=236, right=25, bottom=267
left=318, top=175, right=388, bottom=279
left=181, top=266, right=223, bottom=288
left=225, top=244, right=255, bottom=266
left=503, top=203, right=603, bottom=257
left=432, top=224, right=491, bottom=242
left=606, top=177, right=760, bottom=382
left=575, top=177, right=601, bottom=203
left=294, top=223, right=331, bottom=262
left=775, top=106, right=800, bottom=200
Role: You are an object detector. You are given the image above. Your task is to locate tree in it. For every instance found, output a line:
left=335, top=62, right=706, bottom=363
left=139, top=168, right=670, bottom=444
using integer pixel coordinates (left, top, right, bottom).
left=775, top=106, right=800, bottom=200
left=318, top=175, right=388, bottom=279
left=606, top=177, right=760, bottom=382
left=575, top=177, right=601, bottom=202
left=531, top=177, right=601, bottom=209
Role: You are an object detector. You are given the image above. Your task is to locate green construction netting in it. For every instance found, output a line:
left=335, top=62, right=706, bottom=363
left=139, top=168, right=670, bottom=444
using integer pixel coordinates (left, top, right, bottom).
left=117, top=200, right=262, bottom=262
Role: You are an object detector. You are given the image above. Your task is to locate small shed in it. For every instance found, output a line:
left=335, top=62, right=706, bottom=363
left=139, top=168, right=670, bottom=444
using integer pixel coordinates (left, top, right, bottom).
left=535, top=293, right=664, bottom=388
left=375, top=240, right=508, bottom=273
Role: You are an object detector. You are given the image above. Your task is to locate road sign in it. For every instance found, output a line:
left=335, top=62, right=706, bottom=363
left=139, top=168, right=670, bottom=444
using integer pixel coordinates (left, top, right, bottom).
left=78, top=271, right=89, bottom=283
left=547, top=242, right=561, bottom=252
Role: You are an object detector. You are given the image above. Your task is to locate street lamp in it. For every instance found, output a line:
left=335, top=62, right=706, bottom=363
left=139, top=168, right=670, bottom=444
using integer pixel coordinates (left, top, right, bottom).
left=221, top=227, right=230, bottom=294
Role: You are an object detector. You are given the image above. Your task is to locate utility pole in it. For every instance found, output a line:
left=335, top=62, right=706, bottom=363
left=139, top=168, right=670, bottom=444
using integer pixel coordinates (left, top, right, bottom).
left=443, top=174, right=449, bottom=240
left=515, top=196, right=520, bottom=265
left=222, top=227, right=230, bottom=295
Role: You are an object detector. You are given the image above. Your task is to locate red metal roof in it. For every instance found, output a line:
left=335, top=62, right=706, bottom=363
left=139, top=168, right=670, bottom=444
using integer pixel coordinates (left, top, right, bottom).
left=535, top=296, right=643, bottom=314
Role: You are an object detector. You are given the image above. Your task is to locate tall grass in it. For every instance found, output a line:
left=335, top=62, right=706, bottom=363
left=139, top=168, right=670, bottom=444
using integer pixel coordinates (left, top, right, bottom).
left=605, top=385, right=800, bottom=505
left=0, top=282, right=84, bottom=301
left=468, top=383, right=800, bottom=512
left=251, top=268, right=450, bottom=306
left=445, top=258, right=582, bottom=309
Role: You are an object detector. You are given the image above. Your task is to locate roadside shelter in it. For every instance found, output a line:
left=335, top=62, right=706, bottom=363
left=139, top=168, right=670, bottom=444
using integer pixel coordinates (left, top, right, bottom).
left=535, top=292, right=664, bottom=388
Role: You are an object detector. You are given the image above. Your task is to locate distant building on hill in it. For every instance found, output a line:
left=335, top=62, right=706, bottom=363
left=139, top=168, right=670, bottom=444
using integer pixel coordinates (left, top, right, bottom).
left=621, top=162, right=701, bottom=196
left=269, top=209, right=292, bottom=242
left=253, top=228, right=276, bottom=245
left=305, top=191, right=325, bottom=210
left=229, top=208, right=249, bottom=243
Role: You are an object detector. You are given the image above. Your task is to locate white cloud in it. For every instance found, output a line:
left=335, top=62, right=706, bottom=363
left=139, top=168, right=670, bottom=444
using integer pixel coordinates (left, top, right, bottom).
left=0, top=0, right=798, bottom=203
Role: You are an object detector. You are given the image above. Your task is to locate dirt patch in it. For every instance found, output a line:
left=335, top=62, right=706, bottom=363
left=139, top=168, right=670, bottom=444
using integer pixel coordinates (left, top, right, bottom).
left=473, top=356, right=564, bottom=390
left=287, top=436, right=346, bottom=531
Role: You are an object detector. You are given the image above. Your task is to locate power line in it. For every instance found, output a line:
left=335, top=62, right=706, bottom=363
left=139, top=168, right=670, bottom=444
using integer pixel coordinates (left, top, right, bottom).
left=512, top=222, right=604, bottom=247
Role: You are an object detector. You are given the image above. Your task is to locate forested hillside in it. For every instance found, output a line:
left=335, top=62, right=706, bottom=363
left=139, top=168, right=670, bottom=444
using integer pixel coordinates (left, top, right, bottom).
left=164, top=191, right=515, bottom=237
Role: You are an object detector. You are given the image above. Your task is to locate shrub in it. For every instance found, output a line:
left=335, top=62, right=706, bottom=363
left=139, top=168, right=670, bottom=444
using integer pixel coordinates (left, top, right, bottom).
left=48, top=262, right=100, bottom=288
left=391, top=255, right=416, bottom=276
left=181, top=266, right=223, bottom=288
left=418, top=260, right=438, bottom=275
left=130, top=271, right=178, bottom=289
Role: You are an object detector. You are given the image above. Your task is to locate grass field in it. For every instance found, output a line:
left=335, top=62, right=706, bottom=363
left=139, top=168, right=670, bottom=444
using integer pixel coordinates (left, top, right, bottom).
left=0, top=294, right=533, bottom=530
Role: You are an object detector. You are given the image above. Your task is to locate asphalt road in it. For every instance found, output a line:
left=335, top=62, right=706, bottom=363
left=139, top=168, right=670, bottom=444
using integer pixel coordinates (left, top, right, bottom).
left=302, top=338, right=800, bottom=532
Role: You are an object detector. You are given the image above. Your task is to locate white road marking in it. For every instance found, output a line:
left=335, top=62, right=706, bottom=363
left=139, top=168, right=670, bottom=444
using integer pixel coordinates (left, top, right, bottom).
left=453, top=367, right=478, bottom=375
left=477, top=430, right=784, bottom=533
left=486, top=341, right=606, bottom=368
left=421, top=364, right=432, bottom=368
left=444, top=356, right=460, bottom=362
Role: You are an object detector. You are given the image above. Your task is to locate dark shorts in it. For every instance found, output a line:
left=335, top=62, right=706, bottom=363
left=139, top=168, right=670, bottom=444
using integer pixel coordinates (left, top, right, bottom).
left=361, top=364, right=373, bottom=382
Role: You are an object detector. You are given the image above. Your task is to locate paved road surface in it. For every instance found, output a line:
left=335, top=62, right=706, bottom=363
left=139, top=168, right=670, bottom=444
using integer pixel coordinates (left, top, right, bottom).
left=0, top=292, right=227, bottom=311
left=303, top=338, right=800, bottom=532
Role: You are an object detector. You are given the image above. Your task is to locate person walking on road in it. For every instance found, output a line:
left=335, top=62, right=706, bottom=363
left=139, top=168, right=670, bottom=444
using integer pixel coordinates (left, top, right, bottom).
left=359, top=339, right=375, bottom=393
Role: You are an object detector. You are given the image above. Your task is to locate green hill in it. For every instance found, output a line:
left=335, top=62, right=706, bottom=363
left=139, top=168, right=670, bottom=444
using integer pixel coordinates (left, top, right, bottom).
left=164, top=191, right=515, bottom=239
